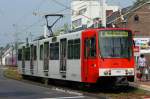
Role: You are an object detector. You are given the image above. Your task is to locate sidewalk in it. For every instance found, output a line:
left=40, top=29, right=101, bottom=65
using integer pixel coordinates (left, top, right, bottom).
left=130, top=80, right=150, bottom=92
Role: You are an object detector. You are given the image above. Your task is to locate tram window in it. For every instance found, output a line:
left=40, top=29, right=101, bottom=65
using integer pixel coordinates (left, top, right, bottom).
left=34, top=46, right=37, bottom=60
left=50, top=42, right=59, bottom=60
left=40, top=45, right=43, bottom=60
left=55, top=43, right=59, bottom=60
left=84, top=37, right=96, bottom=58
left=22, top=46, right=25, bottom=60
left=68, top=40, right=74, bottom=59
left=18, top=49, right=22, bottom=60
left=74, top=39, right=80, bottom=59
left=68, top=39, right=80, bottom=59
left=25, top=47, right=30, bottom=61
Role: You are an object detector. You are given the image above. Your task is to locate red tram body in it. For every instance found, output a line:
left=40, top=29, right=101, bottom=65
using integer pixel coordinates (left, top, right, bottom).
left=81, top=28, right=134, bottom=84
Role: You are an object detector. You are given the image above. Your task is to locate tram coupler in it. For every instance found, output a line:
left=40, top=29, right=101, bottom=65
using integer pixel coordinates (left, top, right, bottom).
left=115, top=77, right=129, bottom=86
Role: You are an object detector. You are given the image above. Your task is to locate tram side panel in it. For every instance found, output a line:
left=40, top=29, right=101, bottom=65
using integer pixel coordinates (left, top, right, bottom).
left=30, top=42, right=38, bottom=76
left=25, top=46, right=32, bottom=75
left=17, top=46, right=23, bottom=74
left=48, top=32, right=82, bottom=82
left=49, top=37, right=62, bottom=80
left=37, top=40, right=45, bottom=77
left=65, top=34, right=82, bottom=82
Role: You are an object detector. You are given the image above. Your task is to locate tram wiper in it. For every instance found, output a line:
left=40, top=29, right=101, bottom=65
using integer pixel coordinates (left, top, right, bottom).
left=127, top=47, right=130, bottom=60
left=99, top=52, right=104, bottom=60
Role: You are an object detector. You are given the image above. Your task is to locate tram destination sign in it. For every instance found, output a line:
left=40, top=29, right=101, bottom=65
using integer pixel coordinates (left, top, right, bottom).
left=101, top=31, right=128, bottom=37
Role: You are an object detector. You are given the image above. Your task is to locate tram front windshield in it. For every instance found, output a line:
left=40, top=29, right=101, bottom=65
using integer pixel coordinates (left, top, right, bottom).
left=99, top=30, right=133, bottom=58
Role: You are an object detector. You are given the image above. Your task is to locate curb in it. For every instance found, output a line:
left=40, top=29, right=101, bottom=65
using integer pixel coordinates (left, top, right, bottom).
left=129, top=82, right=150, bottom=92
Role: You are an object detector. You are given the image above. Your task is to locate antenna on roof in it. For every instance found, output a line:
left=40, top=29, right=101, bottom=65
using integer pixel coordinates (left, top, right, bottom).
left=44, top=14, right=63, bottom=37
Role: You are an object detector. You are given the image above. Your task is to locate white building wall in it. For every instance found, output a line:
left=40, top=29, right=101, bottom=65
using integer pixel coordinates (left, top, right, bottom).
left=106, top=6, right=119, bottom=12
left=1, top=46, right=17, bottom=66
left=2, top=48, right=12, bottom=65
left=71, top=0, right=119, bottom=29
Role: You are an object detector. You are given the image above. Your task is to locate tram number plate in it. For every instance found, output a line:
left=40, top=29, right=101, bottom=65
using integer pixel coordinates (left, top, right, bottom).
left=111, top=69, right=125, bottom=75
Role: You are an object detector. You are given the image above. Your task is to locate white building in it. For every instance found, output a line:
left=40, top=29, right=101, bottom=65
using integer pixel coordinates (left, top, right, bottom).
left=2, top=46, right=16, bottom=66
left=71, top=0, right=119, bottom=29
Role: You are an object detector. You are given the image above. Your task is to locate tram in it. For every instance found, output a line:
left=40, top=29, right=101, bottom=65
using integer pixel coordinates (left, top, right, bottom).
left=17, top=28, right=135, bottom=86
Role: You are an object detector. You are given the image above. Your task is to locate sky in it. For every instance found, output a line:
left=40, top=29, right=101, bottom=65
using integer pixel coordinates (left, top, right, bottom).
left=0, top=0, right=135, bottom=46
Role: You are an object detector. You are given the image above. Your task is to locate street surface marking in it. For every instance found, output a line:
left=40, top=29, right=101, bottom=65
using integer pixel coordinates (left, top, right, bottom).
left=41, top=96, right=85, bottom=99
left=52, top=87, right=83, bottom=96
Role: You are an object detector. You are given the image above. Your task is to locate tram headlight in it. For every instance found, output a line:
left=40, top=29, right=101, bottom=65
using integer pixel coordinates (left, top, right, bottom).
left=104, top=70, right=111, bottom=76
left=128, top=69, right=134, bottom=75
left=126, top=69, right=134, bottom=75
left=104, top=71, right=109, bottom=75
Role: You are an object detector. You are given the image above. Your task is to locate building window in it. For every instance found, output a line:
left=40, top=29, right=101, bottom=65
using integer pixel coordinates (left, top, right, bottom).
left=134, top=15, right=139, bottom=22
left=40, top=45, right=43, bottom=60
left=50, top=42, right=59, bottom=60
left=72, top=18, right=82, bottom=28
left=68, top=39, right=80, bottom=59
left=72, top=10, right=75, bottom=16
left=79, top=8, right=87, bottom=15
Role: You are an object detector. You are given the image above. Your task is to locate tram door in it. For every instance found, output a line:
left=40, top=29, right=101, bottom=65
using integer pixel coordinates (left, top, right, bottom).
left=30, top=45, right=34, bottom=75
left=44, top=42, right=49, bottom=76
left=83, top=32, right=97, bottom=82
left=22, top=46, right=25, bottom=74
left=60, top=38, right=67, bottom=78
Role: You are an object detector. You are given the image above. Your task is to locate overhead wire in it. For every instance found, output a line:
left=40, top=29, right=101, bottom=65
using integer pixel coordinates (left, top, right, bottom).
left=50, top=0, right=111, bottom=26
left=19, top=0, right=107, bottom=39
left=107, top=1, right=149, bottom=24
left=22, top=0, right=85, bottom=32
left=51, top=0, right=93, bottom=21
left=14, top=0, right=47, bottom=26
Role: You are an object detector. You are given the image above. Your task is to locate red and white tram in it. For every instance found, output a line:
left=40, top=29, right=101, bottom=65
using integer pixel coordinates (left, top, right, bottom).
left=17, top=28, right=135, bottom=86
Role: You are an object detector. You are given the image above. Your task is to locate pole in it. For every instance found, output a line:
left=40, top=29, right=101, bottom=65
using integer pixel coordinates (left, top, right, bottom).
left=0, top=48, right=2, bottom=65
left=13, top=24, right=18, bottom=66
left=29, top=32, right=33, bottom=42
left=12, top=45, right=13, bottom=66
left=100, top=0, right=106, bottom=27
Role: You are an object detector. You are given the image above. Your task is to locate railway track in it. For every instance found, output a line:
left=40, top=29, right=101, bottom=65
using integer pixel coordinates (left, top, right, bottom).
left=21, top=76, right=142, bottom=99
left=21, top=77, right=110, bottom=99
left=3, top=66, right=150, bottom=99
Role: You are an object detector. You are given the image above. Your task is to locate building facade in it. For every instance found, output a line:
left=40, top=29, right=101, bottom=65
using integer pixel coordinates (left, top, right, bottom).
left=107, top=1, right=150, bottom=37
left=1, top=46, right=17, bottom=66
left=71, top=0, right=119, bottom=29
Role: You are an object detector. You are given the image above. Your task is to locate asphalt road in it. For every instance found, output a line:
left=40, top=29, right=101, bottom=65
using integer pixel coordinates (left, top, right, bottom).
left=0, top=66, right=101, bottom=99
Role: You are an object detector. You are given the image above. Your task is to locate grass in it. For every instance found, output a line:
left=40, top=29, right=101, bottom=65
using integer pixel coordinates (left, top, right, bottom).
left=101, top=87, right=150, bottom=99
left=3, top=66, right=22, bottom=80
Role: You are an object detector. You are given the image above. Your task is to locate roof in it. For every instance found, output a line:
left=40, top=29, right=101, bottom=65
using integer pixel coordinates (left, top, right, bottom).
left=107, top=6, right=132, bottom=24
left=107, top=1, right=150, bottom=25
